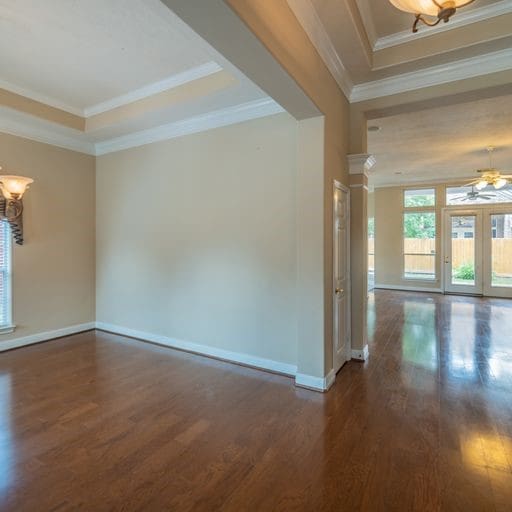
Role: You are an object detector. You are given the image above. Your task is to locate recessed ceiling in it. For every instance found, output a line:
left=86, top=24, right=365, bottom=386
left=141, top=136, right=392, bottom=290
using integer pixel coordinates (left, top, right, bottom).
left=0, top=0, right=217, bottom=111
left=367, top=93, right=512, bottom=186
left=289, top=0, right=512, bottom=97
left=0, top=0, right=281, bottom=155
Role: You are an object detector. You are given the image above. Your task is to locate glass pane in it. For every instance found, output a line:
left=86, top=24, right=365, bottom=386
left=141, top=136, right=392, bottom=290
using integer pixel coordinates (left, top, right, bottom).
left=451, top=216, right=475, bottom=286
left=404, top=188, right=435, bottom=208
left=403, top=212, right=436, bottom=279
left=491, top=213, right=512, bottom=287
left=446, top=184, right=512, bottom=205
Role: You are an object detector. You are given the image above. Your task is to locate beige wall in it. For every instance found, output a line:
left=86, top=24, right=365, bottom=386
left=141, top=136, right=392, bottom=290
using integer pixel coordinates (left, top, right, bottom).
left=226, top=0, right=350, bottom=376
left=374, top=184, right=444, bottom=290
left=0, top=133, right=96, bottom=341
left=96, top=113, right=299, bottom=366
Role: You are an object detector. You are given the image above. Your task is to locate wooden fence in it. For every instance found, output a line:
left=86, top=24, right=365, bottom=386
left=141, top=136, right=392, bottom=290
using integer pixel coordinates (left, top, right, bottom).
left=368, top=238, right=512, bottom=276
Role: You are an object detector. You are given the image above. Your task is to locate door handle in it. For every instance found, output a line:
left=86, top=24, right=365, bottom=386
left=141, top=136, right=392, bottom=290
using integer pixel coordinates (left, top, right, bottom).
left=335, top=288, right=343, bottom=295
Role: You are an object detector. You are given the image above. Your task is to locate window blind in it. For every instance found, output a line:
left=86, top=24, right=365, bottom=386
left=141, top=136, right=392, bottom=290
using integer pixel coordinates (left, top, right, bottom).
left=0, top=221, right=11, bottom=327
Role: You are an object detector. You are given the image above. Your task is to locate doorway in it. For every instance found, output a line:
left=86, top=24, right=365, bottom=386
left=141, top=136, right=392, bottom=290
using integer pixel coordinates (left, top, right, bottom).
left=443, top=207, right=512, bottom=297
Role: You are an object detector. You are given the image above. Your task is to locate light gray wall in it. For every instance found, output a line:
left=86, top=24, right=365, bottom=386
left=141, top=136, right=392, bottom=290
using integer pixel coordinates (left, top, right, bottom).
left=96, top=113, right=299, bottom=366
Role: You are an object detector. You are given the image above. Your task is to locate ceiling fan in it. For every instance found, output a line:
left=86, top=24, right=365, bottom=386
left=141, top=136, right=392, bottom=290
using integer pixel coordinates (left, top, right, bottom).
left=452, top=185, right=495, bottom=202
left=465, top=147, right=512, bottom=190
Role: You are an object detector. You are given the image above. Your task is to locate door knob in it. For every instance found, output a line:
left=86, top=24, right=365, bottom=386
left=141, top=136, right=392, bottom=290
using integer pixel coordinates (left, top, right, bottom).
left=335, top=288, right=343, bottom=294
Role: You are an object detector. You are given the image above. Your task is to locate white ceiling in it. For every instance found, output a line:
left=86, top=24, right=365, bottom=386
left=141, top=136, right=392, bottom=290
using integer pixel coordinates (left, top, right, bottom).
left=367, top=93, right=512, bottom=186
left=0, top=0, right=217, bottom=112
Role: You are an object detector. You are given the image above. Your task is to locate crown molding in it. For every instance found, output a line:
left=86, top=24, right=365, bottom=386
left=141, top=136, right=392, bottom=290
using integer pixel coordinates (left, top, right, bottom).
left=0, top=79, right=83, bottom=117
left=94, top=97, right=284, bottom=155
left=286, top=0, right=353, bottom=99
left=374, top=0, right=512, bottom=50
left=350, top=47, right=512, bottom=103
left=0, top=110, right=95, bottom=154
left=355, top=0, right=378, bottom=50
left=83, top=61, right=222, bottom=117
left=0, top=62, right=223, bottom=119
left=0, top=98, right=284, bottom=156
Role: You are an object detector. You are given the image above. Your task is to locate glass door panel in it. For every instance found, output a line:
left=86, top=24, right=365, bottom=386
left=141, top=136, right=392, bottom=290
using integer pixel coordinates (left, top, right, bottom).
left=450, top=216, right=475, bottom=287
left=483, top=210, right=512, bottom=298
left=444, top=211, right=483, bottom=295
left=491, top=214, right=512, bottom=287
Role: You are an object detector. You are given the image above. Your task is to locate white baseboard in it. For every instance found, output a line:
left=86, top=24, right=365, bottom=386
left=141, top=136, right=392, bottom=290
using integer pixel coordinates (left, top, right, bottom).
left=351, top=345, right=369, bottom=361
left=374, top=283, right=443, bottom=293
left=0, top=322, right=96, bottom=352
left=96, top=322, right=298, bottom=377
left=98, top=322, right=340, bottom=392
left=295, top=368, right=336, bottom=392
left=1, top=319, right=339, bottom=393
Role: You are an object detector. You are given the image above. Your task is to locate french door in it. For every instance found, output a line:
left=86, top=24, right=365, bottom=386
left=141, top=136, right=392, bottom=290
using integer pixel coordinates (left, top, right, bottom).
left=443, top=207, right=512, bottom=297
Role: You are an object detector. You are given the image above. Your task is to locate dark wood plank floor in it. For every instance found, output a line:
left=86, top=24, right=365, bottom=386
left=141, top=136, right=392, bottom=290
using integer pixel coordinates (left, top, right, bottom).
left=1, top=290, right=511, bottom=511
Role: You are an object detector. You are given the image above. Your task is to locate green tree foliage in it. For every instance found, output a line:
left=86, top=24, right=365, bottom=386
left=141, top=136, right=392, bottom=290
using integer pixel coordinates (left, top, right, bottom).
left=404, top=212, right=435, bottom=239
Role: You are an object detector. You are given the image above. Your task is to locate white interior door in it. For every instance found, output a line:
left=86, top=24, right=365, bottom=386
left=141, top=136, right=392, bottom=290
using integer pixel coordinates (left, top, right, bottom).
left=333, top=182, right=351, bottom=373
left=443, top=210, right=483, bottom=295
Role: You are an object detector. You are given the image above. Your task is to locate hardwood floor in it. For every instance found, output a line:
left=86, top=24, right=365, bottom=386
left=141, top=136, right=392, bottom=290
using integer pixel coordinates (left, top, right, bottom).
left=1, top=290, right=511, bottom=511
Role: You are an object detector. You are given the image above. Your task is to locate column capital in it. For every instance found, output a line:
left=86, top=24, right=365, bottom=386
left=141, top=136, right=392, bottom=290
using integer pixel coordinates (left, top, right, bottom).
left=347, top=154, right=376, bottom=176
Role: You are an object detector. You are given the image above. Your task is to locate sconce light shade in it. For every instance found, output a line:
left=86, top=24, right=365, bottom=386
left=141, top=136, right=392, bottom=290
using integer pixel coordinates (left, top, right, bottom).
left=0, top=175, right=34, bottom=199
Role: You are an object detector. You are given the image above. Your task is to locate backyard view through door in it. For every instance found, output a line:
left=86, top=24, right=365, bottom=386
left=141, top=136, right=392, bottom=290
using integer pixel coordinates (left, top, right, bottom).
left=443, top=208, right=512, bottom=297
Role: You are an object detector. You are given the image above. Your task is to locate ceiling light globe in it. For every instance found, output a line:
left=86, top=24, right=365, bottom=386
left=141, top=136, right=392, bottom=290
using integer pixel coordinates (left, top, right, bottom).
left=494, top=178, right=507, bottom=190
left=388, top=0, right=474, bottom=16
left=475, top=180, right=488, bottom=191
left=0, top=175, right=34, bottom=199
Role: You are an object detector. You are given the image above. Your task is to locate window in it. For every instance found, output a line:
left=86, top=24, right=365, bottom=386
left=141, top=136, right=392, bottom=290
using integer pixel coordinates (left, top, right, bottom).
left=403, top=188, right=436, bottom=280
left=404, top=188, right=435, bottom=208
left=452, top=232, right=458, bottom=238
left=0, top=222, right=12, bottom=330
left=446, top=184, right=512, bottom=205
left=403, top=212, right=436, bottom=279
left=464, top=232, right=474, bottom=239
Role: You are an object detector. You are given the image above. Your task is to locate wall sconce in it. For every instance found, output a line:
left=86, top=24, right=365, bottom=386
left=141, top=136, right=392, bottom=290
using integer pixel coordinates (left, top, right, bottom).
left=0, top=173, right=34, bottom=245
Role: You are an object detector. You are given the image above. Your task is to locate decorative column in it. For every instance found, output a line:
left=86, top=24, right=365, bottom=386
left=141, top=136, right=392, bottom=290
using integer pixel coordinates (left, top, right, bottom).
left=348, top=154, right=375, bottom=360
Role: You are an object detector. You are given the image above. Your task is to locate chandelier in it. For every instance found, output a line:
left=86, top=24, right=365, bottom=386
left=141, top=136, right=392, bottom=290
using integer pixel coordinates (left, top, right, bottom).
left=388, top=1, right=476, bottom=33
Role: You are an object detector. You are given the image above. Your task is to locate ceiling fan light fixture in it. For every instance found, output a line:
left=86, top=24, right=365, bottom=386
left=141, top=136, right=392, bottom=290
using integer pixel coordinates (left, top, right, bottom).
left=475, top=180, right=488, bottom=190
left=494, top=177, right=507, bottom=190
left=388, top=0, right=476, bottom=32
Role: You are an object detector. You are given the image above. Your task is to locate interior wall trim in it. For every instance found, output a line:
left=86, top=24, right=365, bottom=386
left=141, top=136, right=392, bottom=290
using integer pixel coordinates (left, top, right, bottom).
left=94, top=97, right=284, bottom=155
left=374, top=283, right=443, bottom=293
left=97, top=322, right=337, bottom=392
left=0, top=110, right=95, bottom=154
left=350, top=47, right=512, bottom=103
left=0, top=80, right=83, bottom=116
left=286, top=0, right=353, bottom=99
left=0, top=97, right=283, bottom=157
left=295, top=369, right=336, bottom=392
left=96, top=321, right=298, bottom=376
left=373, top=0, right=512, bottom=50
left=83, top=61, right=222, bottom=117
left=0, top=322, right=96, bottom=352
left=351, top=345, right=369, bottom=361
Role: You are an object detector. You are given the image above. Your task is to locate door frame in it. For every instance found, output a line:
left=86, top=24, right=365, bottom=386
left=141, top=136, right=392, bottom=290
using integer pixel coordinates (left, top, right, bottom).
left=333, top=180, right=351, bottom=372
left=482, top=206, right=512, bottom=298
left=442, top=208, right=483, bottom=295
left=442, top=205, right=512, bottom=297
